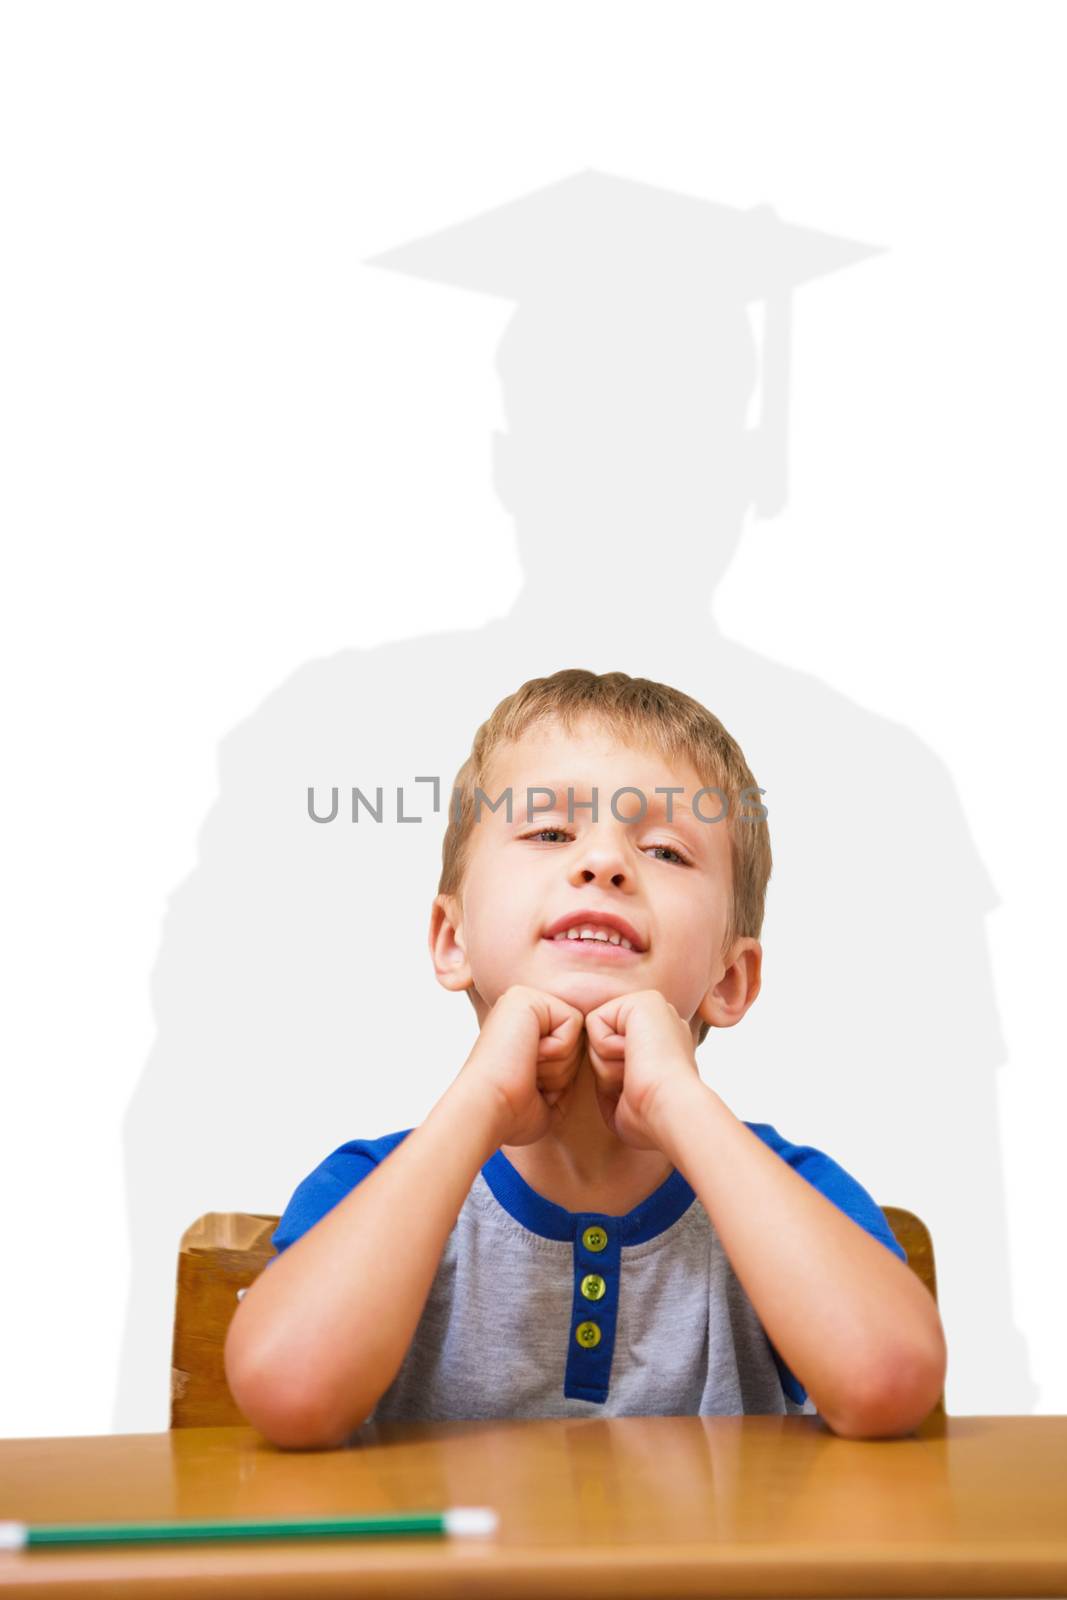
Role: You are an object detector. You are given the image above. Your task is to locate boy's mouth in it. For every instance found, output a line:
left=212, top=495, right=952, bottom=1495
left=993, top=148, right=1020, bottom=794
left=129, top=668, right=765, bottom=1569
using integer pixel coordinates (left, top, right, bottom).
left=543, top=934, right=642, bottom=962
left=541, top=910, right=647, bottom=953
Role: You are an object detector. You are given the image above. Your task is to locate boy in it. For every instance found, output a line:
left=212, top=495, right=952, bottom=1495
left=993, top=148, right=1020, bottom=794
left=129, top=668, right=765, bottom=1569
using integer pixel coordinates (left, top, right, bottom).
left=225, top=669, right=947, bottom=1448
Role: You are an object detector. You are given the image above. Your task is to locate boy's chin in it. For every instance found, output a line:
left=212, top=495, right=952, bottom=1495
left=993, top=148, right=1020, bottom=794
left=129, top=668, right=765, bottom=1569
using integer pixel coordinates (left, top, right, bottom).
left=538, top=970, right=633, bottom=1009
left=534, top=953, right=633, bottom=992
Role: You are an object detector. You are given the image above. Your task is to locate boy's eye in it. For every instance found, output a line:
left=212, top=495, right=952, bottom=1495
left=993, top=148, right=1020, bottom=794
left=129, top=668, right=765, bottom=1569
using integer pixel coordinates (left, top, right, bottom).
left=521, top=827, right=691, bottom=865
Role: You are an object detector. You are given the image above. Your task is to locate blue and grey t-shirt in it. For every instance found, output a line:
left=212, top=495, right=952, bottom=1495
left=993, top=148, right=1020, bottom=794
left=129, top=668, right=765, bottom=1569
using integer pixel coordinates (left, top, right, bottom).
left=269, top=1123, right=907, bottom=1424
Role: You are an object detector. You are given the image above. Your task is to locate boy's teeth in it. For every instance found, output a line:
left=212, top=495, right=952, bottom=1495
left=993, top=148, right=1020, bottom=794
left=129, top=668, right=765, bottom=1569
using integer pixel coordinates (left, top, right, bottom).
left=554, top=927, right=633, bottom=949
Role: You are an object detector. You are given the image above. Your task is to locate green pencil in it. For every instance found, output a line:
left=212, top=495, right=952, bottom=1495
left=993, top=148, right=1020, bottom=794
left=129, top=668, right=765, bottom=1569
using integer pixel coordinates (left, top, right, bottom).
left=0, top=1507, right=498, bottom=1550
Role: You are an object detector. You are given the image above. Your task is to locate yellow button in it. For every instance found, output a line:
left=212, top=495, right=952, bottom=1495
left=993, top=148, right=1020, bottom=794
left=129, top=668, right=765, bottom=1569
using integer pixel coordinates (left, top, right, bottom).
left=580, top=1273, right=606, bottom=1301
left=575, top=1320, right=602, bottom=1349
left=582, top=1225, right=608, bottom=1253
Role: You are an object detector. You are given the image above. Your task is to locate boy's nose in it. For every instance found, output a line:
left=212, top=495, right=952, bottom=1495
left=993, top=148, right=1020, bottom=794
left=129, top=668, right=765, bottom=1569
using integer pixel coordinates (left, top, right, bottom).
left=569, top=845, right=633, bottom=890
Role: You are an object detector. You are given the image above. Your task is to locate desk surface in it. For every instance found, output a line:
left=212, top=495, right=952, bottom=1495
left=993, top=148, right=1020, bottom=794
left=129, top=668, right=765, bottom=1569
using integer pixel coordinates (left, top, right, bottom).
left=0, top=1416, right=1065, bottom=1598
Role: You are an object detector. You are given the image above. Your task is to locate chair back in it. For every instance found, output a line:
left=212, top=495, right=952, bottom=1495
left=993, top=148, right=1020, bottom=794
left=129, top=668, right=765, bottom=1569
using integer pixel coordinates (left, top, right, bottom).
left=171, top=1213, right=280, bottom=1428
left=171, top=1204, right=944, bottom=1427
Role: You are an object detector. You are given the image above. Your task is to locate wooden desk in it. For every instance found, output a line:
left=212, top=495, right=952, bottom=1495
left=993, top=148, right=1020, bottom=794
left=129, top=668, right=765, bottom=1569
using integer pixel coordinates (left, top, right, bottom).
left=0, top=1415, right=1065, bottom=1597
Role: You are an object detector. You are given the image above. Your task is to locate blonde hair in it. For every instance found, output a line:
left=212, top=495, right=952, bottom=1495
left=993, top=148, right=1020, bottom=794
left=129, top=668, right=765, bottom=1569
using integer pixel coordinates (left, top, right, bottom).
left=437, top=669, right=772, bottom=1046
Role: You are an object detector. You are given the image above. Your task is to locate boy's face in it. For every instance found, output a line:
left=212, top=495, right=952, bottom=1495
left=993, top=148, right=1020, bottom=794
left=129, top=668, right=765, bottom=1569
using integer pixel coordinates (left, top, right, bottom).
left=433, top=717, right=757, bottom=1039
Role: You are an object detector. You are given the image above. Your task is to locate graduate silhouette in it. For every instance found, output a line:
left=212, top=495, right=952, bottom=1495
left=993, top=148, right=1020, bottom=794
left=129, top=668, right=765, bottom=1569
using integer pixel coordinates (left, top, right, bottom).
left=116, top=169, right=1035, bottom=1431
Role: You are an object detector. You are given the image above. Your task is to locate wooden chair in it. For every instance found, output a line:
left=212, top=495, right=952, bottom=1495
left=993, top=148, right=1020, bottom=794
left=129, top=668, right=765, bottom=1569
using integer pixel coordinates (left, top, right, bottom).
left=170, top=1205, right=944, bottom=1429
left=171, top=1213, right=281, bottom=1429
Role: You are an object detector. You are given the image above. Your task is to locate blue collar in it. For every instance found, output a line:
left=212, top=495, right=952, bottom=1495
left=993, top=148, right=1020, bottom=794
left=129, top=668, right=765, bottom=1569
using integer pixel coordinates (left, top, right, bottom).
left=481, top=1147, right=697, bottom=1244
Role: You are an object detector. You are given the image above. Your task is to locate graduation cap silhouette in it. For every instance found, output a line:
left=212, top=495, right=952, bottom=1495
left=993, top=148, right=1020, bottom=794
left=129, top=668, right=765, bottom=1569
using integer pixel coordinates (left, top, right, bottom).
left=365, top=169, right=883, bottom=519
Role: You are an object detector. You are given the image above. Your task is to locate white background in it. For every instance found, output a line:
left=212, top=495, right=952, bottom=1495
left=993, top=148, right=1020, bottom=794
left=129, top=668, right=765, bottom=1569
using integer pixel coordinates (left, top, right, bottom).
left=1, top=1, right=1064, bottom=1437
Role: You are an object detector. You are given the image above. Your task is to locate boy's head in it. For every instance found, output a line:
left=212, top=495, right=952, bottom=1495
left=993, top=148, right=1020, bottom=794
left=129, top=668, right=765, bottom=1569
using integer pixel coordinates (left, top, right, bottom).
left=430, top=669, right=771, bottom=1047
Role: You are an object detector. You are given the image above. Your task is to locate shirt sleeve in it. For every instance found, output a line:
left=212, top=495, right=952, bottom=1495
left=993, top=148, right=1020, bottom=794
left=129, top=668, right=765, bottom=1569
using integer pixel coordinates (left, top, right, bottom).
left=265, top=1129, right=414, bottom=1265
left=742, top=1121, right=910, bottom=1407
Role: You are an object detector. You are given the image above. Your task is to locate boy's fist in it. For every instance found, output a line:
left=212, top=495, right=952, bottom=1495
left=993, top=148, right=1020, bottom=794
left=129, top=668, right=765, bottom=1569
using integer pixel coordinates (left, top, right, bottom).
left=584, top=989, right=701, bottom=1150
left=459, top=985, right=586, bottom=1148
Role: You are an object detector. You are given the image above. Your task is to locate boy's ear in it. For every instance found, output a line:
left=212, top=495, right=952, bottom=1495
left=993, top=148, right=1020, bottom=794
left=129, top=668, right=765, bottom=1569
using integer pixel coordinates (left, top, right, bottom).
left=429, top=894, right=473, bottom=992
left=696, top=938, right=763, bottom=1031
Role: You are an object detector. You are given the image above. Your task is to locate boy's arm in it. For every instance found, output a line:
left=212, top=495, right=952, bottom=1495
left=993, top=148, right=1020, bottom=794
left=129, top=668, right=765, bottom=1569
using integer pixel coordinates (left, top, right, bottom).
left=650, top=1080, right=948, bottom=1439
left=224, top=1077, right=504, bottom=1449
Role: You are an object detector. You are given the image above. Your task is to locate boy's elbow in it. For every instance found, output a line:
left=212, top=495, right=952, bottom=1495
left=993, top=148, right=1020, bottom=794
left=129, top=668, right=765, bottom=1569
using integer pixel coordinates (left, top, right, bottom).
left=258, top=1407, right=362, bottom=1452
left=826, top=1334, right=948, bottom=1441
left=227, top=1361, right=364, bottom=1450
left=224, top=1325, right=366, bottom=1450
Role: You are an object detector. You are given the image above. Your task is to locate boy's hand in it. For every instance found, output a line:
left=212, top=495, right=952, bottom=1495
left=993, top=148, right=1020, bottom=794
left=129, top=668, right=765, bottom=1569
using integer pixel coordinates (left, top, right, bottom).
left=584, top=990, right=703, bottom=1150
left=457, top=984, right=586, bottom=1148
